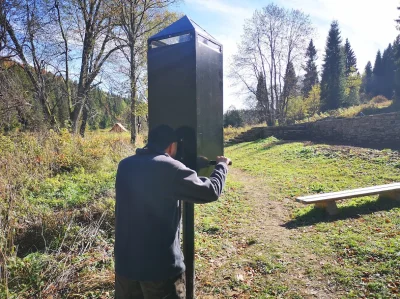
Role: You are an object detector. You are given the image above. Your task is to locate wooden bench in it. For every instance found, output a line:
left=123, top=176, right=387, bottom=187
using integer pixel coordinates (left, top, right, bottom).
left=296, top=183, right=400, bottom=215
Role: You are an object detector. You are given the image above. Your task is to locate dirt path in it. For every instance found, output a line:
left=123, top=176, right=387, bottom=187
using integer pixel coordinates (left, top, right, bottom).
left=228, top=167, right=340, bottom=298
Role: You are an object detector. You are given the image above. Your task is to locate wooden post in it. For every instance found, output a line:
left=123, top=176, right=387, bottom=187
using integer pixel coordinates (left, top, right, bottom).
left=379, top=191, right=400, bottom=201
left=183, top=202, right=195, bottom=299
left=315, top=201, right=339, bottom=215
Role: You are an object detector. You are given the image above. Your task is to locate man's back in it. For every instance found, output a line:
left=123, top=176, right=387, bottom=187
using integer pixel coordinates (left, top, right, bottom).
left=114, top=148, right=228, bottom=281
left=115, top=149, right=185, bottom=281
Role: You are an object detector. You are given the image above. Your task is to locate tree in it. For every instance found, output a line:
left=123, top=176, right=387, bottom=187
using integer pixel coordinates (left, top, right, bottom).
left=394, top=35, right=400, bottom=106
left=320, top=21, right=345, bottom=111
left=301, top=39, right=318, bottom=97
left=0, top=62, right=32, bottom=130
left=280, top=61, right=297, bottom=123
left=255, top=72, right=270, bottom=125
left=1, top=0, right=60, bottom=128
left=342, top=39, right=359, bottom=106
left=381, top=44, right=396, bottom=99
left=224, top=107, right=243, bottom=128
left=343, top=71, right=361, bottom=106
left=113, top=0, right=178, bottom=144
left=372, top=50, right=384, bottom=96
left=231, top=3, right=314, bottom=125
left=0, top=0, right=10, bottom=58
left=361, top=61, right=373, bottom=96
left=304, top=84, right=321, bottom=118
left=395, top=7, right=400, bottom=106
left=344, top=38, right=357, bottom=77
left=68, top=0, right=126, bottom=136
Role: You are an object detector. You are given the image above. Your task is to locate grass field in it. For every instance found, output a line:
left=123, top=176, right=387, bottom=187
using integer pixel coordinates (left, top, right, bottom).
left=1, top=132, right=399, bottom=298
left=195, top=138, right=400, bottom=298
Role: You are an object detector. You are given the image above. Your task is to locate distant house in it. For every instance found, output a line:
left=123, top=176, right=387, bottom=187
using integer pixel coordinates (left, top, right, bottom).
left=110, top=123, right=128, bottom=133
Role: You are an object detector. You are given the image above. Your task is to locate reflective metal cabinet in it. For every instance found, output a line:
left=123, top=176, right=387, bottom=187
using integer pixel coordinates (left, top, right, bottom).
left=148, top=16, right=223, bottom=299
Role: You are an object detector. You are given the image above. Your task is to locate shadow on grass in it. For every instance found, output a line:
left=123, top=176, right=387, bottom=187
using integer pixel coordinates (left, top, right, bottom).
left=283, top=197, right=400, bottom=229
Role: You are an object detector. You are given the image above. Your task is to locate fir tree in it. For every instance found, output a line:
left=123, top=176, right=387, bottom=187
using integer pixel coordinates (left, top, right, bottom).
left=373, top=51, right=383, bottom=76
left=320, top=21, right=346, bottom=111
left=394, top=8, right=400, bottom=107
left=381, top=44, right=396, bottom=99
left=394, top=35, right=400, bottom=107
left=344, top=38, right=357, bottom=77
left=372, top=50, right=383, bottom=96
left=281, top=61, right=297, bottom=124
left=361, top=61, right=373, bottom=95
left=256, top=72, right=271, bottom=125
left=283, top=62, right=298, bottom=100
left=302, top=39, right=319, bottom=97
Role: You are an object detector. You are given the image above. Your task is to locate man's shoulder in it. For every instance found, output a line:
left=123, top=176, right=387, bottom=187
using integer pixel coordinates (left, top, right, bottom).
left=154, top=154, right=186, bottom=169
left=118, top=154, right=137, bottom=165
left=118, top=153, right=186, bottom=169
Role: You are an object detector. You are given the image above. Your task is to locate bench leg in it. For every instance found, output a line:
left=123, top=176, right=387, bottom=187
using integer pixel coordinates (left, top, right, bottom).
left=315, top=201, right=338, bottom=216
left=379, top=191, right=400, bottom=201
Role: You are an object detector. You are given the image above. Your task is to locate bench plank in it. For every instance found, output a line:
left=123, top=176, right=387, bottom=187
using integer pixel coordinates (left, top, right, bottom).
left=297, top=183, right=400, bottom=203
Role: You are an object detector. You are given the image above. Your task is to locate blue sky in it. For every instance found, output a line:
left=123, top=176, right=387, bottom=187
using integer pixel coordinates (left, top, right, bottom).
left=172, top=0, right=399, bottom=110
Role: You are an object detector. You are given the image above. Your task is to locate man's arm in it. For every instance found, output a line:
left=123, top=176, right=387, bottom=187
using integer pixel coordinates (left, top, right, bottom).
left=173, top=162, right=229, bottom=204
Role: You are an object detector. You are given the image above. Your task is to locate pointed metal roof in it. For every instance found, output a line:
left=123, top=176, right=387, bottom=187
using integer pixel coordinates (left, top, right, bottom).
left=149, top=15, right=220, bottom=45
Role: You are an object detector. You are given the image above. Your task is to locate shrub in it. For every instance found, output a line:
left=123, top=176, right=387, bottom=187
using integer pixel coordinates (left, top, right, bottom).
left=370, top=95, right=390, bottom=105
left=0, top=129, right=137, bottom=295
left=224, top=109, right=244, bottom=128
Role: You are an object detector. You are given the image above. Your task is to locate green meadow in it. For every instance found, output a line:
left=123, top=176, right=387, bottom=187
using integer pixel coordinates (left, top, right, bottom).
left=1, top=133, right=399, bottom=298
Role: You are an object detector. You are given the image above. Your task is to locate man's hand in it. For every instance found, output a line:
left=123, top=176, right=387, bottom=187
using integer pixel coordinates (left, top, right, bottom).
left=216, top=156, right=232, bottom=166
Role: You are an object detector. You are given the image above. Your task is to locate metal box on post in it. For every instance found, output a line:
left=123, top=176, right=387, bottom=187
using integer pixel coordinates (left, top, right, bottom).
left=147, top=16, right=223, bottom=298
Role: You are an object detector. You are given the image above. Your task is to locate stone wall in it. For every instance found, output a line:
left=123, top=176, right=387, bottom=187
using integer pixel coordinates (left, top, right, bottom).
left=231, top=112, right=400, bottom=150
left=306, top=112, right=400, bottom=149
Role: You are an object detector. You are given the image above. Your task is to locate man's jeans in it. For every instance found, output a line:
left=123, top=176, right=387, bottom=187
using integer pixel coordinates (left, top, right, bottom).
left=115, top=272, right=186, bottom=299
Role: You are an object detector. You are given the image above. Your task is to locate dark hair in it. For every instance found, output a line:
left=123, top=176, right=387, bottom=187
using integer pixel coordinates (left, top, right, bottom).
left=147, top=124, right=177, bottom=151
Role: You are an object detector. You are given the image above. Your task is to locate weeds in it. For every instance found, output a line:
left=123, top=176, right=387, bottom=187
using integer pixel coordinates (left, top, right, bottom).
left=0, top=130, right=136, bottom=298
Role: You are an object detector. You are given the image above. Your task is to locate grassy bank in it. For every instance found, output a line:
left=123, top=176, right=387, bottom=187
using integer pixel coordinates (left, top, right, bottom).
left=1, top=132, right=399, bottom=298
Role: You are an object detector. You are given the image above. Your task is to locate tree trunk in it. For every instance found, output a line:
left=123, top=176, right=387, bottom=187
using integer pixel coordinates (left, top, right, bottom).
left=130, top=48, right=137, bottom=145
left=79, top=104, right=88, bottom=137
left=71, top=93, right=84, bottom=134
left=137, top=115, right=141, bottom=133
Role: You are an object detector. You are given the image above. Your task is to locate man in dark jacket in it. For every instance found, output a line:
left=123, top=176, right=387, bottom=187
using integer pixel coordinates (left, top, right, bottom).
left=114, top=125, right=230, bottom=299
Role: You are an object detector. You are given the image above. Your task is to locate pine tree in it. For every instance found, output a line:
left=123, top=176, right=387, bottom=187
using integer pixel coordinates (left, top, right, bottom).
left=281, top=61, right=297, bottom=123
left=283, top=62, right=298, bottom=100
left=361, top=61, right=373, bottom=95
left=394, top=8, right=400, bottom=107
left=381, top=44, right=396, bottom=99
left=256, top=72, right=271, bottom=125
left=320, top=21, right=346, bottom=111
left=373, top=50, right=383, bottom=76
left=302, top=39, right=319, bottom=97
left=344, top=38, right=357, bottom=77
left=372, top=50, right=384, bottom=96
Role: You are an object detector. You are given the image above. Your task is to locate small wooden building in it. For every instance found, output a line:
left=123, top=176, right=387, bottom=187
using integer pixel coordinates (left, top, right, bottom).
left=110, top=123, right=128, bottom=133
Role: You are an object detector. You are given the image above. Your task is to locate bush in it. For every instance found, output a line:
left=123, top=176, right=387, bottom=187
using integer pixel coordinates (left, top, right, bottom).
left=370, top=95, right=390, bottom=105
left=224, top=109, right=243, bottom=128
left=286, top=96, right=307, bottom=124
left=0, top=129, right=138, bottom=296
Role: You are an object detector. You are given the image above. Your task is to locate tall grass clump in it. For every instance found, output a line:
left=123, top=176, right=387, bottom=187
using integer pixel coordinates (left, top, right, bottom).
left=296, top=96, right=394, bottom=123
left=0, top=129, right=138, bottom=297
left=224, top=125, right=261, bottom=142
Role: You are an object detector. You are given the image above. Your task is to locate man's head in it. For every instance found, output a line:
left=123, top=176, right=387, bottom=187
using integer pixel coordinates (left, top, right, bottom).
left=147, top=124, right=178, bottom=158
